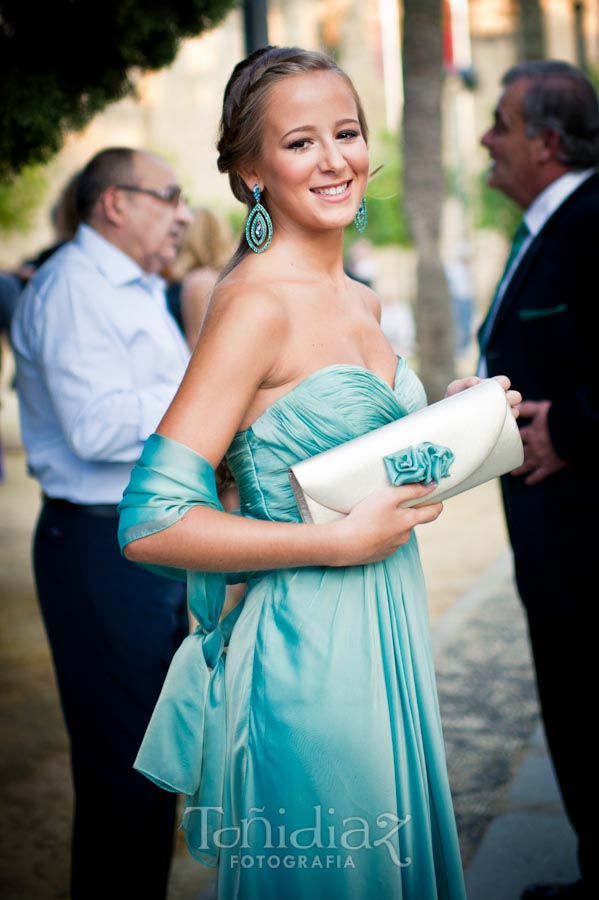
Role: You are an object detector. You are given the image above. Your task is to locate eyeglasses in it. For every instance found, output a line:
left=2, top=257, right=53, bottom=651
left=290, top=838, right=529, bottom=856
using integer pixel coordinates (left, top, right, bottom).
left=116, top=184, right=186, bottom=206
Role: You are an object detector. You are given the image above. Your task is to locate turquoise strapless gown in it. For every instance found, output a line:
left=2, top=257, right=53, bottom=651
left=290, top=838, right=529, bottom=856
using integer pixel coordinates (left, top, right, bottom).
left=119, top=358, right=466, bottom=899
left=209, top=360, right=465, bottom=898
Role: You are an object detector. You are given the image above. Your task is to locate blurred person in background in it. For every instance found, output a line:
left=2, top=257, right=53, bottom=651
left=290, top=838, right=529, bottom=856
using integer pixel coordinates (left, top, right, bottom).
left=15, top=168, right=82, bottom=283
left=0, top=171, right=83, bottom=480
left=163, top=205, right=235, bottom=347
left=0, top=271, right=21, bottom=480
left=479, top=60, right=599, bottom=900
left=10, top=146, right=192, bottom=900
left=444, top=240, right=475, bottom=357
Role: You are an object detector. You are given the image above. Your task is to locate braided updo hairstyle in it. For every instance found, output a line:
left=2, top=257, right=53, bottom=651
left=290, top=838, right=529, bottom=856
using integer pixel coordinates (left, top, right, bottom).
left=216, top=46, right=369, bottom=276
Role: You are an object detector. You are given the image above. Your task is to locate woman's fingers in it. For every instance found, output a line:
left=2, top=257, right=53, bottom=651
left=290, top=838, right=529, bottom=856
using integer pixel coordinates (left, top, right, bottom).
left=505, top=388, right=522, bottom=418
left=492, top=374, right=511, bottom=391
left=409, top=500, right=444, bottom=523
left=506, top=389, right=521, bottom=404
left=445, top=375, right=481, bottom=397
left=392, top=480, right=438, bottom=502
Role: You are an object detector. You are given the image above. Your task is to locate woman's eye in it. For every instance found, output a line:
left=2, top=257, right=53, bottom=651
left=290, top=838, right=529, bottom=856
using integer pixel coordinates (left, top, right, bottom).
left=287, top=138, right=311, bottom=150
left=337, top=130, right=359, bottom=140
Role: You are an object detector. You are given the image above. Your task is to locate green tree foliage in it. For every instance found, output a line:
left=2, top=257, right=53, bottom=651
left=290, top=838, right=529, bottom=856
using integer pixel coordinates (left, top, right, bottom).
left=0, top=165, right=47, bottom=233
left=362, top=150, right=411, bottom=247
left=0, top=0, right=235, bottom=182
left=344, top=134, right=410, bottom=250
left=476, top=173, right=521, bottom=238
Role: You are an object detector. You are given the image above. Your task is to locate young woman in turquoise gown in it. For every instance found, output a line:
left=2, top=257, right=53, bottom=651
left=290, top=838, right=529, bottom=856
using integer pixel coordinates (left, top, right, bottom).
left=118, top=46, right=519, bottom=899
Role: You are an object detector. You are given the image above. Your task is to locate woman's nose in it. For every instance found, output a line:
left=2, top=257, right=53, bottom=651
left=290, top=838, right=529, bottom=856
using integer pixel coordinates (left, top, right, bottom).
left=319, top=140, right=346, bottom=172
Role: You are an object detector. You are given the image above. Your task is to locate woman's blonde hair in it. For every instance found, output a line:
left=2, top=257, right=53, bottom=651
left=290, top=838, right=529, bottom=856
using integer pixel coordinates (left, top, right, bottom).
left=216, top=45, right=369, bottom=276
left=168, top=207, right=235, bottom=281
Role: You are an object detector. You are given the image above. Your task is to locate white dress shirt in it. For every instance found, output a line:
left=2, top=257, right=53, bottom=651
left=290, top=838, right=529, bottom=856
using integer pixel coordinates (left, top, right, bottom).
left=11, top=224, right=190, bottom=503
left=478, top=168, right=595, bottom=377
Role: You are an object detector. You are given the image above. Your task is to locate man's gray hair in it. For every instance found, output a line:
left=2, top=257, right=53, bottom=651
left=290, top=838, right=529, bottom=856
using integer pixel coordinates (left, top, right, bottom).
left=503, top=60, right=599, bottom=168
left=75, top=147, right=137, bottom=222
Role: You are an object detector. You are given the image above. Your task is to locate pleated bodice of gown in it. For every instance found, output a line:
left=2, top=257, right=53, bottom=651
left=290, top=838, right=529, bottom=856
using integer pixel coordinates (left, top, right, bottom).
left=206, top=359, right=466, bottom=899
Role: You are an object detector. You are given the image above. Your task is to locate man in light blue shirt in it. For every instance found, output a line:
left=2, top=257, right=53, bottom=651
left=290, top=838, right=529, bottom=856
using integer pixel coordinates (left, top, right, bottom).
left=11, top=147, right=193, bottom=900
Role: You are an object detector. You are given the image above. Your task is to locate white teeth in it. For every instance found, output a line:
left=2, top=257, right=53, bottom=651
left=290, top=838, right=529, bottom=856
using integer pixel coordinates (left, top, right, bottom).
left=313, top=183, right=348, bottom=195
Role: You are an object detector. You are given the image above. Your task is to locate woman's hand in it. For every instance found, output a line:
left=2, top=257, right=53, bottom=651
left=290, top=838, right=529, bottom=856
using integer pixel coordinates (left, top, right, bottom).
left=334, top=482, right=443, bottom=565
left=445, top=374, right=522, bottom=419
left=444, top=375, right=481, bottom=397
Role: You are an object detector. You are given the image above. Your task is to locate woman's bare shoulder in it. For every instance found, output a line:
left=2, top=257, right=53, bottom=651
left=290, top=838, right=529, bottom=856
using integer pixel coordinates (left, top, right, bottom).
left=206, top=267, right=288, bottom=328
left=157, top=270, right=290, bottom=459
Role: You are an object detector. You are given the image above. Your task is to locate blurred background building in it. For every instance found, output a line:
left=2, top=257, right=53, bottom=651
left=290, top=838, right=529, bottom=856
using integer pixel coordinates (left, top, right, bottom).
left=2, top=0, right=599, bottom=364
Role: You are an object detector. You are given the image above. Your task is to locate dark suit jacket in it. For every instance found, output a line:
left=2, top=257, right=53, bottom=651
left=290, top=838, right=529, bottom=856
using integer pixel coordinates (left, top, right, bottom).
left=481, top=171, right=599, bottom=615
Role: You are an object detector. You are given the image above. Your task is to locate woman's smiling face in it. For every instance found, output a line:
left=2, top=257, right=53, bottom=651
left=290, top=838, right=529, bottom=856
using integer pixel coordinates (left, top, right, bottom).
left=246, top=69, right=370, bottom=236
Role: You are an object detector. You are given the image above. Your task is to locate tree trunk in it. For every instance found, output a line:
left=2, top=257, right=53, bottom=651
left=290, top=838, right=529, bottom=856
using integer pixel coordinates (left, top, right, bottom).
left=401, top=0, right=455, bottom=402
left=515, top=0, right=545, bottom=61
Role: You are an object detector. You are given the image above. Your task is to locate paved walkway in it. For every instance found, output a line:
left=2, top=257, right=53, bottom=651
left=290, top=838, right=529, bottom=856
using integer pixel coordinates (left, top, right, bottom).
left=432, top=554, right=580, bottom=899
left=0, top=382, right=581, bottom=899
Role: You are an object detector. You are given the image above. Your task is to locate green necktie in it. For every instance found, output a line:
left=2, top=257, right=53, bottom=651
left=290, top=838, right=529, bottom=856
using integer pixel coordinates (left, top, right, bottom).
left=479, top=220, right=530, bottom=354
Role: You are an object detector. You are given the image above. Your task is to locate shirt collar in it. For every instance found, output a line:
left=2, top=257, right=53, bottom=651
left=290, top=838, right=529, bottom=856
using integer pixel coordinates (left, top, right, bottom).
left=524, top=168, right=595, bottom=236
left=74, top=223, right=163, bottom=292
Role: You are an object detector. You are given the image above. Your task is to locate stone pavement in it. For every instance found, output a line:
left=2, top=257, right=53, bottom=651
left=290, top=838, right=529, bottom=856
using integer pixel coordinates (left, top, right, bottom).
left=433, top=554, right=581, bottom=899
left=0, top=380, right=581, bottom=900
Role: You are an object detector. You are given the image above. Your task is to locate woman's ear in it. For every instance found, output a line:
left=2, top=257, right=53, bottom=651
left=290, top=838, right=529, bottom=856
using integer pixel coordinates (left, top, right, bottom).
left=238, top=167, right=262, bottom=196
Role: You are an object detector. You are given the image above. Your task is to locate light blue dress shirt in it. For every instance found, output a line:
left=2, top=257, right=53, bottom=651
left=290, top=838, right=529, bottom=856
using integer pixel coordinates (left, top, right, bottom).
left=11, top=224, right=190, bottom=503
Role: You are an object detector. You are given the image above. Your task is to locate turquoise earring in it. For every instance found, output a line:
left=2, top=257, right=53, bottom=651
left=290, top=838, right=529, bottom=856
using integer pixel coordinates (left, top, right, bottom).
left=246, top=184, right=273, bottom=253
left=354, top=197, right=368, bottom=233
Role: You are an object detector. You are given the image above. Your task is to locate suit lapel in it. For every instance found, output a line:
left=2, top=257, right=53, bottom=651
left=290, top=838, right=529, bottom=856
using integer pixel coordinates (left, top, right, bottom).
left=485, top=234, right=544, bottom=337
left=481, top=172, right=599, bottom=346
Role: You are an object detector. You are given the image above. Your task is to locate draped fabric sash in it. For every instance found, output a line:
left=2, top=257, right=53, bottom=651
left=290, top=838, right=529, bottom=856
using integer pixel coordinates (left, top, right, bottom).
left=118, top=432, right=243, bottom=865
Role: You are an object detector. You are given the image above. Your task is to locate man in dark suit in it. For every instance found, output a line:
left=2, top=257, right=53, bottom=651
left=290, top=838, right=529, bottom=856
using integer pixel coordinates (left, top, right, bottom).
left=479, top=60, right=599, bottom=900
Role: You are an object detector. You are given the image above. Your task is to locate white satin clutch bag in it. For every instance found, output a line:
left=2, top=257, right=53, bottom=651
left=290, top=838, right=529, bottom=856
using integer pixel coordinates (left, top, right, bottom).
left=288, top=378, right=523, bottom=524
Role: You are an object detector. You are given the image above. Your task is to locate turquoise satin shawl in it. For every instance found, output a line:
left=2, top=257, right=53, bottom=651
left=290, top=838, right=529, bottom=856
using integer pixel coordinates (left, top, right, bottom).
left=118, top=432, right=242, bottom=866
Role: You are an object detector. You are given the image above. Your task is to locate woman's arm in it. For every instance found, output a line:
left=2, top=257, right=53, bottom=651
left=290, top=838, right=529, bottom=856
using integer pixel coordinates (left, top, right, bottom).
left=124, top=481, right=442, bottom=571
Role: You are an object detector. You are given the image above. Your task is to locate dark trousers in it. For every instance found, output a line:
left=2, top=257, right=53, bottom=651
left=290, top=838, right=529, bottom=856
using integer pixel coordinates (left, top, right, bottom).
left=526, top=610, right=596, bottom=889
left=34, top=501, right=188, bottom=900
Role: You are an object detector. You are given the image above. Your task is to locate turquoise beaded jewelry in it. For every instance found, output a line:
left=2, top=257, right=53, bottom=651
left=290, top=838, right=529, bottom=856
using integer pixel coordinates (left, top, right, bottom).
left=354, top=197, right=368, bottom=233
left=245, top=184, right=273, bottom=253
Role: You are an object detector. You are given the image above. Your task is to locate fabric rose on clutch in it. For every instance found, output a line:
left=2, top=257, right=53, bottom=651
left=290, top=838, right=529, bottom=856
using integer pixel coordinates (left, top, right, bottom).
left=383, top=441, right=455, bottom=487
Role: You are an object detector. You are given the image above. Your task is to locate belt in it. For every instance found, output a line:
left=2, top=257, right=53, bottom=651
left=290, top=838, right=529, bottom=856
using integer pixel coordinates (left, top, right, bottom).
left=42, top=494, right=119, bottom=519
